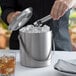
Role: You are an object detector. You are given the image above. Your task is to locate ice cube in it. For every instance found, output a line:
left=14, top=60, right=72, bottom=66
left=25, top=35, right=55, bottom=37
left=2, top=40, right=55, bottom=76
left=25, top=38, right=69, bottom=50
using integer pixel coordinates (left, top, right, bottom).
left=42, top=25, right=50, bottom=32
left=20, top=24, right=50, bottom=33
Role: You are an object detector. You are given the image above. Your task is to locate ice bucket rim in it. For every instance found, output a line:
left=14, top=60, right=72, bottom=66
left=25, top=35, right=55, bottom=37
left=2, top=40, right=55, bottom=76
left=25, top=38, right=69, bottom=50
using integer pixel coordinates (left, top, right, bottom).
left=19, top=27, right=52, bottom=34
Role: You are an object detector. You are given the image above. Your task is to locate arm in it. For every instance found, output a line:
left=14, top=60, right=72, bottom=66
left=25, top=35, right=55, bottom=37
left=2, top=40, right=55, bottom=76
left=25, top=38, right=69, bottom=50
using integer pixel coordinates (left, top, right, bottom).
left=50, top=0, right=76, bottom=20
left=0, top=0, right=18, bottom=24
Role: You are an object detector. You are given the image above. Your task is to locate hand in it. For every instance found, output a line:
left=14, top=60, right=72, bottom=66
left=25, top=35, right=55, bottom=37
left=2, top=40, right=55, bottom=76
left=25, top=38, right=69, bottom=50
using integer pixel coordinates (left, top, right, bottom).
left=7, top=11, right=21, bottom=24
left=50, top=0, right=76, bottom=20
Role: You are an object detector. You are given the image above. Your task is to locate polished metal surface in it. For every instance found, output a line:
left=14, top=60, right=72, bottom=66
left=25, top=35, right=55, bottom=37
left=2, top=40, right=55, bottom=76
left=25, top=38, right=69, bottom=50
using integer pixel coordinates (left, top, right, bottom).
left=19, top=28, right=52, bottom=67
left=8, top=7, right=33, bottom=31
left=34, top=15, right=52, bottom=27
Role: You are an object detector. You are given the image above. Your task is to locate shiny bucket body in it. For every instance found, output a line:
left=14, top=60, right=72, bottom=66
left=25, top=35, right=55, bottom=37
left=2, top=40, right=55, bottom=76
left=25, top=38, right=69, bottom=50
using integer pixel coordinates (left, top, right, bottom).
left=19, top=27, right=52, bottom=68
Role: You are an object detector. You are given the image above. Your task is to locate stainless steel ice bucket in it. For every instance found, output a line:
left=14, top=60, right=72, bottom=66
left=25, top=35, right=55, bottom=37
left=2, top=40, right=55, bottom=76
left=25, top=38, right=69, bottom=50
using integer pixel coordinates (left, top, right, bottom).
left=19, top=27, right=52, bottom=68
left=8, top=7, right=53, bottom=68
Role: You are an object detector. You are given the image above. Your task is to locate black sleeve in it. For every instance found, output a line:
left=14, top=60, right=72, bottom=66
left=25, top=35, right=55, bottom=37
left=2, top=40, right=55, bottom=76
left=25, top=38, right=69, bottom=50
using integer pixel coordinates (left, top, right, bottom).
left=0, top=0, right=17, bottom=24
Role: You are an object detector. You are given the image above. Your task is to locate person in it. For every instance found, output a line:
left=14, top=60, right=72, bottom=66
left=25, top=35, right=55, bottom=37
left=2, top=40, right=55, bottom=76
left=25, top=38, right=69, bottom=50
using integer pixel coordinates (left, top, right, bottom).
left=0, top=0, right=76, bottom=50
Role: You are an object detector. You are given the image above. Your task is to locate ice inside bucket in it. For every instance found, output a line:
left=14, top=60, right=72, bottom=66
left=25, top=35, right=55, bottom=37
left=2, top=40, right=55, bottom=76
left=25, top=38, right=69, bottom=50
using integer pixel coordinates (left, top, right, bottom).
left=20, top=24, right=50, bottom=33
left=19, top=24, right=53, bottom=67
left=8, top=7, right=53, bottom=67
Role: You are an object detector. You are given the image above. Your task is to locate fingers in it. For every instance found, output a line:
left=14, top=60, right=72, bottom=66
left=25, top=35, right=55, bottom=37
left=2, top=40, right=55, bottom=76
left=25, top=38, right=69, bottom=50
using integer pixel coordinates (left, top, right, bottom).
left=57, top=2, right=68, bottom=19
left=7, top=11, right=21, bottom=24
left=50, top=0, right=69, bottom=20
left=12, top=11, right=21, bottom=18
left=51, top=1, right=61, bottom=20
left=10, top=11, right=21, bottom=22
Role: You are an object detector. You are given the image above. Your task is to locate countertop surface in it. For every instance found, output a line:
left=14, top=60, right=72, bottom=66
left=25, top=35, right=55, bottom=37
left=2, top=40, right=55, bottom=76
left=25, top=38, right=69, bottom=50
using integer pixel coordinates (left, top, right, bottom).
left=1, top=50, right=76, bottom=76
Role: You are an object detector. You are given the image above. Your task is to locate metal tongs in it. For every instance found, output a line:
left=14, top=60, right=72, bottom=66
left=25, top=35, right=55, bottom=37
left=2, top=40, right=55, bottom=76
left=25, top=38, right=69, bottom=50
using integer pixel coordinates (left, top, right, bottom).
left=33, top=15, right=52, bottom=27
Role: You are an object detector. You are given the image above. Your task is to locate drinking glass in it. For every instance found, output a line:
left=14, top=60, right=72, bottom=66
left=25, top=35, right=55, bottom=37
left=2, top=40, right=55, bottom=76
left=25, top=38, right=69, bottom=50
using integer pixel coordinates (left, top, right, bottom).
left=0, top=51, right=16, bottom=76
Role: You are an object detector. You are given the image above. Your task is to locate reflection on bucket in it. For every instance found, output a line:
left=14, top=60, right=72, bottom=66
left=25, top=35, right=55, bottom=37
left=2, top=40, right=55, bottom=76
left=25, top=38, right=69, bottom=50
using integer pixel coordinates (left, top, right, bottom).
left=19, top=25, right=53, bottom=68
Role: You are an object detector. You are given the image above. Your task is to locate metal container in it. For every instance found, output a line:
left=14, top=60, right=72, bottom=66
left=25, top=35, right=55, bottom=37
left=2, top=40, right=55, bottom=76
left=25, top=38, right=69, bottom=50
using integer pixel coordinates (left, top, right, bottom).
left=8, top=7, right=53, bottom=68
left=19, top=28, right=52, bottom=67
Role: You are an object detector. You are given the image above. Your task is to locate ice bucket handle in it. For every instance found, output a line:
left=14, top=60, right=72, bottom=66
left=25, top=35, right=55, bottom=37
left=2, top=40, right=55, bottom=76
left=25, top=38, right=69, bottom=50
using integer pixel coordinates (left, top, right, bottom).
left=18, top=35, right=55, bottom=62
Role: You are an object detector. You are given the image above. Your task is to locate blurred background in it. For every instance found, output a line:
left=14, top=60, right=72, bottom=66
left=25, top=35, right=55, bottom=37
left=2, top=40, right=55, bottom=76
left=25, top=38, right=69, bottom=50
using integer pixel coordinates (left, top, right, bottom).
left=0, top=6, right=76, bottom=50
left=69, top=8, right=76, bottom=51
left=0, top=6, right=11, bottom=49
